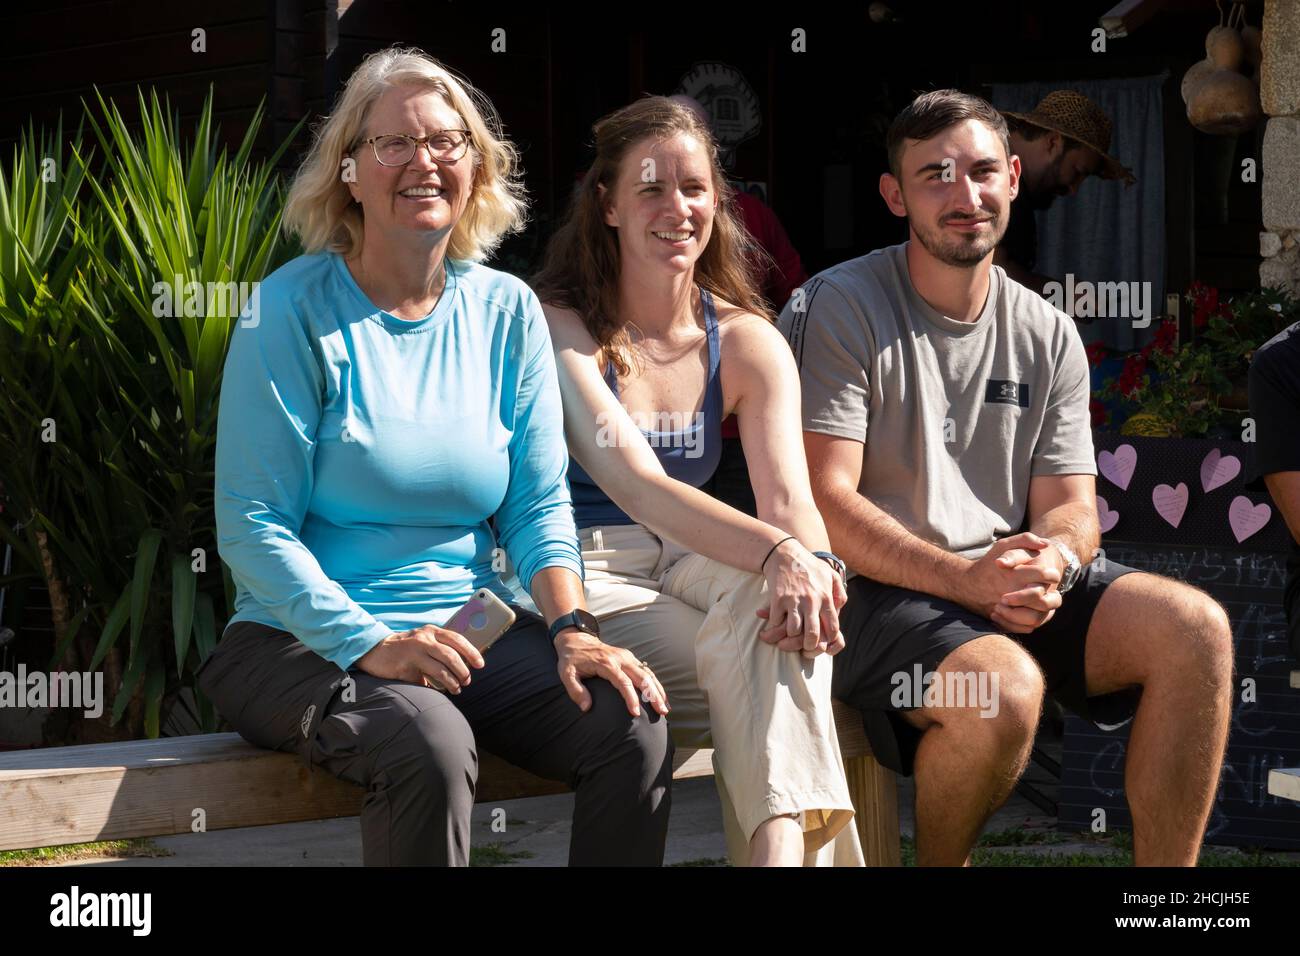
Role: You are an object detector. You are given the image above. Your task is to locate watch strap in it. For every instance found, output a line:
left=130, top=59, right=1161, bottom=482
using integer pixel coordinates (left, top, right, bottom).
left=1052, top=540, right=1082, bottom=593
left=812, top=550, right=847, bottom=583
left=547, top=609, right=600, bottom=642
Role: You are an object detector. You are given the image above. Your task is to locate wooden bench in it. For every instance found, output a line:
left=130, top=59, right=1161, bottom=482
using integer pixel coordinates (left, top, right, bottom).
left=1268, top=767, right=1300, bottom=803
left=1268, top=672, right=1300, bottom=804
left=0, top=700, right=900, bottom=864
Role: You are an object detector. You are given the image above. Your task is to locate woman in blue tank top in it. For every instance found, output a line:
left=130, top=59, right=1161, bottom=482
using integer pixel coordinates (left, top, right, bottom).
left=533, top=97, right=864, bottom=866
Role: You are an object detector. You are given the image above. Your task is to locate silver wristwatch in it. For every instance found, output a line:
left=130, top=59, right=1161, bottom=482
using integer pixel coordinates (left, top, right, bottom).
left=1051, top=540, right=1082, bottom=594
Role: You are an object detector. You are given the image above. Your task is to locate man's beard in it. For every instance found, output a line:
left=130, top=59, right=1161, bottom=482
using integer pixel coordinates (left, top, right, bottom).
left=1020, top=152, right=1070, bottom=210
left=907, top=206, right=1007, bottom=268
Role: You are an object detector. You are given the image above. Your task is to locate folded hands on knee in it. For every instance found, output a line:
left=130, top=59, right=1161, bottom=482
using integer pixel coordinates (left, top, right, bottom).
left=755, top=539, right=848, bottom=657
left=957, top=532, right=1065, bottom=635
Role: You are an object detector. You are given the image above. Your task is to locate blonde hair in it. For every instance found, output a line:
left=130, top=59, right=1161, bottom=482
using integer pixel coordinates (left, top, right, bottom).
left=283, top=46, right=527, bottom=261
left=532, top=96, right=771, bottom=378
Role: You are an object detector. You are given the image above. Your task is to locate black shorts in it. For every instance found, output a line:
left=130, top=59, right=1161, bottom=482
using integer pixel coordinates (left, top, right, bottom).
left=831, top=560, right=1143, bottom=776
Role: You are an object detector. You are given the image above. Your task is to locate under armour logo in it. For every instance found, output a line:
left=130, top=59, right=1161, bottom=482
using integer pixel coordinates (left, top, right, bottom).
left=984, top=379, right=1029, bottom=408
left=301, top=704, right=316, bottom=738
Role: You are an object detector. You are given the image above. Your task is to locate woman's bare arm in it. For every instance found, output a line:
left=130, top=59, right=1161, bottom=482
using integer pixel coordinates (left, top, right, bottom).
left=543, top=301, right=845, bottom=654
left=722, top=313, right=832, bottom=553
left=544, top=302, right=789, bottom=569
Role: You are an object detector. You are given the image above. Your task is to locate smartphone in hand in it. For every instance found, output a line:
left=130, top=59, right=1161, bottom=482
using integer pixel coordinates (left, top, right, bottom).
left=425, top=589, right=517, bottom=693
left=445, top=588, right=517, bottom=653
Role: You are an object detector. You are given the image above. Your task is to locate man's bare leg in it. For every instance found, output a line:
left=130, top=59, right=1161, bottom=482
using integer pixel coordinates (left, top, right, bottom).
left=1081, top=572, right=1233, bottom=865
left=906, top=635, right=1046, bottom=865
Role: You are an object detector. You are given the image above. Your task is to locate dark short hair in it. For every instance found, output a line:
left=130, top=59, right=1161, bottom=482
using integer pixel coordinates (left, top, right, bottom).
left=885, top=89, right=1010, bottom=179
left=1004, top=114, right=1085, bottom=152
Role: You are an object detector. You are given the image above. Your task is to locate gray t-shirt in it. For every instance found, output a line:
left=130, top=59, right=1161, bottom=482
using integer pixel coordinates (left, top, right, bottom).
left=779, top=241, right=1096, bottom=559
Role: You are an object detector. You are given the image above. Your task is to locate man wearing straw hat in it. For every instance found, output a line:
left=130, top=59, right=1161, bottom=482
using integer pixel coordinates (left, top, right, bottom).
left=995, top=90, right=1136, bottom=300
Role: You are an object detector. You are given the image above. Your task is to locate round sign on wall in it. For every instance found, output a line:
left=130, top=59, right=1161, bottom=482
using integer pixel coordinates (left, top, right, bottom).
left=675, top=61, right=762, bottom=165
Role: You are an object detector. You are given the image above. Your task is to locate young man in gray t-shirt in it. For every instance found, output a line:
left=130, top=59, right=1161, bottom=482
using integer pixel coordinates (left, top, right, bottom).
left=779, top=90, right=1233, bottom=866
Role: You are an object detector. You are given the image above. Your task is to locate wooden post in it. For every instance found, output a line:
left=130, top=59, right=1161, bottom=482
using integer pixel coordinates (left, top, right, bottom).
left=832, top=700, right=901, bottom=866
left=845, top=753, right=902, bottom=866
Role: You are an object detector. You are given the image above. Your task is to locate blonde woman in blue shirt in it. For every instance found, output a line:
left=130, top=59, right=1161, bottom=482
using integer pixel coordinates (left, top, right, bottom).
left=198, top=47, right=672, bottom=867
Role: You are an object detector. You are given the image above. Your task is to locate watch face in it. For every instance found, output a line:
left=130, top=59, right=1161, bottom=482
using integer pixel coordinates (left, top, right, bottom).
left=551, top=609, right=600, bottom=640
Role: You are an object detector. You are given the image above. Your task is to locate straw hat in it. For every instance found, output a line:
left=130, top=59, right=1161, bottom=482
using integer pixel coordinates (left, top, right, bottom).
left=1001, top=90, right=1137, bottom=186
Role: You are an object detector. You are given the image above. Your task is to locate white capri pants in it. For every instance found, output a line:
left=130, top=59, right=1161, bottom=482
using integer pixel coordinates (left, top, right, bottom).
left=579, top=522, right=865, bottom=866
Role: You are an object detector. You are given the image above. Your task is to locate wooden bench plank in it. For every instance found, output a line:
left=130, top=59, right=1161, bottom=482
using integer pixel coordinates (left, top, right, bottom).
left=0, top=701, right=898, bottom=863
left=1268, top=768, right=1300, bottom=803
left=832, top=700, right=902, bottom=866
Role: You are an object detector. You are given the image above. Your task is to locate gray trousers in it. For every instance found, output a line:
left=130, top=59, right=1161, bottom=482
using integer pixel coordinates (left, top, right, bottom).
left=196, top=613, right=674, bottom=866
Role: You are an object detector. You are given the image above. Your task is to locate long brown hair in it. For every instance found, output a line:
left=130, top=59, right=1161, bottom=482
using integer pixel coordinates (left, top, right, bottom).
left=532, top=96, right=771, bottom=377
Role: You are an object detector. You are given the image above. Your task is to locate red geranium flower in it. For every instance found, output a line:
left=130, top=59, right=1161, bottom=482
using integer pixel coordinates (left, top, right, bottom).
left=1151, top=319, right=1178, bottom=355
left=1116, top=352, right=1147, bottom=398
left=1085, top=341, right=1108, bottom=367
left=1188, top=281, right=1227, bottom=330
left=1089, top=398, right=1108, bottom=427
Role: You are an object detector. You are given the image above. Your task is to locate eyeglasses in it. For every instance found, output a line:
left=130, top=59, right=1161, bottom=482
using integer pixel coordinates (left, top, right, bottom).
left=358, top=130, right=472, bottom=166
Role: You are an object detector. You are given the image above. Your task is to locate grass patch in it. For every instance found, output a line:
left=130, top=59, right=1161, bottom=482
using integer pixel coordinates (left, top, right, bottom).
left=669, top=857, right=730, bottom=867
left=478, top=816, right=530, bottom=829
left=975, top=828, right=1070, bottom=847
left=901, top=828, right=1300, bottom=867
left=901, top=835, right=916, bottom=867
left=1195, top=847, right=1300, bottom=867
left=1101, top=829, right=1133, bottom=850
left=972, top=848, right=1129, bottom=866
left=0, top=839, right=171, bottom=866
left=469, top=842, right=535, bottom=867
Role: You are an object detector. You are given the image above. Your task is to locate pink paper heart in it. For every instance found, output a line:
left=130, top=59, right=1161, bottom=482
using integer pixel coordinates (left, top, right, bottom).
left=1152, top=483, right=1189, bottom=528
left=1097, top=496, right=1119, bottom=534
left=1098, top=444, right=1137, bottom=490
left=1228, top=496, right=1271, bottom=543
left=1200, top=448, right=1242, bottom=493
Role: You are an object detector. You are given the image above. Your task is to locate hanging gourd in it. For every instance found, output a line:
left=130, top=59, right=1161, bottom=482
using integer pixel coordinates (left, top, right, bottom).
left=1241, top=23, right=1262, bottom=80
left=1189, top=71, right=1262, bottom=134
left=1184, top=1, right=1262, bottom=135
left=1206, top=23, right=1245, bottom=71
left=1182, top=59, right=1216, bottom=103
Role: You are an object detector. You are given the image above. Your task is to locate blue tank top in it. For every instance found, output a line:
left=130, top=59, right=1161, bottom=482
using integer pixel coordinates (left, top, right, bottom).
left=568, top=288, right=724, bottom=529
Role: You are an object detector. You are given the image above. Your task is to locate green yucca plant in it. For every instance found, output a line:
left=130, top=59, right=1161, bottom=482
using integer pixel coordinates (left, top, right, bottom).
left=0, top=87, right=302, bottom=741
left=0, top=118, right=100, bottom=693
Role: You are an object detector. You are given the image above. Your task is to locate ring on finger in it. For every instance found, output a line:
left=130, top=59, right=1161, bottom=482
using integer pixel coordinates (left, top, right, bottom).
left=637, top=660, right=658, bottom=703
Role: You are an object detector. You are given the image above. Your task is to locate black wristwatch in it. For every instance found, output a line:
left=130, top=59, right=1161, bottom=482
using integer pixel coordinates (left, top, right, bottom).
left=548, top=609, right=601, bottom=642
left=812, top=550, right=847, bottom=585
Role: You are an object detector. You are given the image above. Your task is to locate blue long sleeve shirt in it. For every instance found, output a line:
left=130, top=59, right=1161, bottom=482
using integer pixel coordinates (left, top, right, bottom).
left=215, top=251, right=584, bottom=671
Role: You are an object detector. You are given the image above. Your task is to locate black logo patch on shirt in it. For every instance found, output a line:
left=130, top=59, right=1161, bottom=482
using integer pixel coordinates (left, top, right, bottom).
left=985, top=379, right=1029, bottom=407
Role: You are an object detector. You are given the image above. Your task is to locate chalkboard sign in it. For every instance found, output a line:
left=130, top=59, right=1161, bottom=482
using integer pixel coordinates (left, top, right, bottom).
left=1059, top=542, right=1300, bottom=849
left=1060, top=433, right=1300, bottom=848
